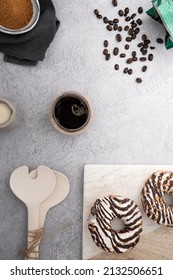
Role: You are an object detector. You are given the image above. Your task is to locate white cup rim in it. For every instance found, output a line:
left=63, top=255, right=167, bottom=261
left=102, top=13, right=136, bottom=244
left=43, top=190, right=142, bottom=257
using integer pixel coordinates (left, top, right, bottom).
left=0, top=98, right=16, bottom=128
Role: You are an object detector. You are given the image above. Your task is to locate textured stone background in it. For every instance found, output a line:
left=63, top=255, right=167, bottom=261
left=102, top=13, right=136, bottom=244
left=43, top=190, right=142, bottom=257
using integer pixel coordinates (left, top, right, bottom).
left=0, top=0, right=173, bottom=260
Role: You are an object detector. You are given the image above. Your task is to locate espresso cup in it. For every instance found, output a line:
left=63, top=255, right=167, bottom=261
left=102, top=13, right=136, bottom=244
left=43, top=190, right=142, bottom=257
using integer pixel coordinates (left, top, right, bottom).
left=50, top=92, right=92, bottom=135
left=0, top=98, right=17, bottom=130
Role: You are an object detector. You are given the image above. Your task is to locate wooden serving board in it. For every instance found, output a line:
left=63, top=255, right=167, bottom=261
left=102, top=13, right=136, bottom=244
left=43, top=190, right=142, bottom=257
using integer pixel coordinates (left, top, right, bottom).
left=82, top=165, right=173, bottom=260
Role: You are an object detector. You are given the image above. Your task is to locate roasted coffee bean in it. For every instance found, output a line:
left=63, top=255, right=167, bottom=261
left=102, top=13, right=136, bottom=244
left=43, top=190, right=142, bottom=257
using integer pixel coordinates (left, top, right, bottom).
left=131, top=13, right=136, bottom=19
left=150, top=46, right=155, bottom=50
left=125, top=44, right=130, bottom=50
left=135, top=27, right=140, bottom=34
left=107, top=25, right=113, bottom=31
left=138, top=42, right=143, bottom=47
left=126, top=37, right=132, bottom=42
left=118, top=26, right=123, bottom=32
left=148, top=54, right=154, bottom=61
left=104, top=40, right=108, bottom=47
left=136, top=19, right=142, bottom=25
left=97, top=14, right=102, bottom=19
left=113, top=47, right=119, bottom=55
left=140, top=47, right=145, bottom=53
left=131, top=34, right=136, bottom=40
left=113, top=18, right=119, bottom=24
left=138, top=7, right=143, bottom=14
left=142, top=66, right=147, bottom=72
left=136, top=78, right=142, bottom=83
left=118, top=10, right=124, bottom=16
left=103, top=49, right=108, bottom=55
left=103, top=17, right=109, bottom=24
left=142, top=34, right=147, bottom=41
left=156, top=38, right=164, bottom=44
left=124, top=7, right=129, bottom=15
left=125, top=16, right=131, bottom=22
left=133, top=57, right=138, bottom=61
left=142, top=50, right=148, bottom=55
left=144, top=39, right=151, bottom=45
left=94, top=9, right=99, bottom=16
left=128, top=28, right=135, bottom=35
left=114, top=64, right=119, bottom=70
left=106, top=54, right=111, bottom=60
left=140, top=57, right=147, bottom=61
left=126, top=58, right=133, bottom=64
left=124, top=25, right=129, bottom=31
left=124, top=67, right=129, bottom=74
left=120, top=53, right=126, bottom=58
left=131, top=23, right=137, bottom=28
left=114, top=24, right=118, bottom=31
left=128, top=69, right=133, bottom=75
left=109, top=20, right=114, bottom=26
left=143, top=44, right=148, bottom=49
left=112, top=0, right=118, bottom=7
left=116, top=34, right=122, bottom=42
left=132, top=51, right=136, bottom=57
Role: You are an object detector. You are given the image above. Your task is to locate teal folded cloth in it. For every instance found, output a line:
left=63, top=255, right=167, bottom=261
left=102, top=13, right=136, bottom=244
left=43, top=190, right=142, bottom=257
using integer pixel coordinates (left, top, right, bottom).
left=0, top=0, right=60, bottom=66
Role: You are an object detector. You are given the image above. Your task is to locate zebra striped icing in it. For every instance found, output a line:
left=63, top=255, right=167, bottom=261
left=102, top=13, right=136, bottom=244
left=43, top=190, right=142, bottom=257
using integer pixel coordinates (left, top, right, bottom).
left=88, top=195, right=143, bottom=253
left=142, top=170, right=173, bottom=226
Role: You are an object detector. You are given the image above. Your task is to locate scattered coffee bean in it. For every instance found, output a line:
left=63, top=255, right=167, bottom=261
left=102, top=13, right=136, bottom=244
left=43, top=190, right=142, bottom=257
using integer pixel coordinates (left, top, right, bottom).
left=126, top=37, right=132, bottom=42
left=94, top=9, right=99, bottom=16
left=142, top=66, right=147, bottom=72
left=126, top=58, right=133, bottom=64
left=124, top=67, right=129, bottom=74
left=144, top=39, right=151, bottom=45
left=109, top=20, right=114, bottom=26
left=113, top=18, right=119, bottom=24
left=156, top=38, right=163, bottom=44
left=142, top=50, right=148, bottom=55
left=114, top=24, right=118, bottom=31
left=97, top=14, right=103, bottom=19
left=113, top=47, right=119, bottom=55
left=106, top=54, right=111, bottom=60
left=138, top=42, right=143, bottom=47
left=132, top=23, right=137, bottom=28
left=124, top=7, right=129, bottom=15
left=120, top=53, right=126, bottom=58
left=118, top=26, right=123, bottom=32
left=128, top=69, right=133, bottom=75
left=148, top=54, right=153, bottom=61
left=125, top=44, right=130, bottom=50
left=135, top=27, right=140, bottom=34
left=150, top=46, right=155, bottom=50
left=131, top=13, right=136, bottom=19
left=118, top=10, right=124, bottom=16
left=138, top=7, right=143, bottom=14
left=128, top=28, right=135, bottom=35
left=136, top=78, right=142, bottom=83
left=124, top=25, right=129, bottom=31
left=114, top=64, right=119, bottom=70
left=142, top=34, right=147, bottom=41
left=107, top=25, right=113, bottom=31
left=103, top=17, right=108, bottom=24
left=132, top=51, right=136, bottom=57
left=112, top=0, right=118, bottom=7
left=140, top=47, right=145, bottom=53
left=133, top=57, right=138, bottom=61
left=116, top=34, right=122, bottom=42
left=104, top=40, right=108, bottom=47
left=131, top=34, right=136, bottom=40
left=143, top=44, right=149, bottom=49
left=140, top=57, right=147, bottom=61
left=103, top=49, right=108, bottom=55
left=125, top=16, right=131, bottom=22
left=136, top=19, right=142, bottom=25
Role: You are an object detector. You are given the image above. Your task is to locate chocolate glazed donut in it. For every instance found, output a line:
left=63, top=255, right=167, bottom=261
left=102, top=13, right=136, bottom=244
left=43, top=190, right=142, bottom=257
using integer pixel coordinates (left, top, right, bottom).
left=142, top=170, right=173, bottom=226
left=88, top=195, right=143, bottom=253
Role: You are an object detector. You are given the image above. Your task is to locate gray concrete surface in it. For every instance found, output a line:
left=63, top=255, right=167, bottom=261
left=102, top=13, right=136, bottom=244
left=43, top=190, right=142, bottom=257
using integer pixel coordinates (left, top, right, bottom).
left=0, top=0, right=173, bottom=259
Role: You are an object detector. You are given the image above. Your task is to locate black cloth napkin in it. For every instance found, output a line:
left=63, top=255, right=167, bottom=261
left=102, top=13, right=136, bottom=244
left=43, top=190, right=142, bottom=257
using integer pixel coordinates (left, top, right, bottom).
left=0, top=0, right=60, bottom=66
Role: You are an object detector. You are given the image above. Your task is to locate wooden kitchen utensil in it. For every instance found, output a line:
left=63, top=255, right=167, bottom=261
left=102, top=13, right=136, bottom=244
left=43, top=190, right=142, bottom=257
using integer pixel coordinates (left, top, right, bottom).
left=10, top=165, right=56, bottom=259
